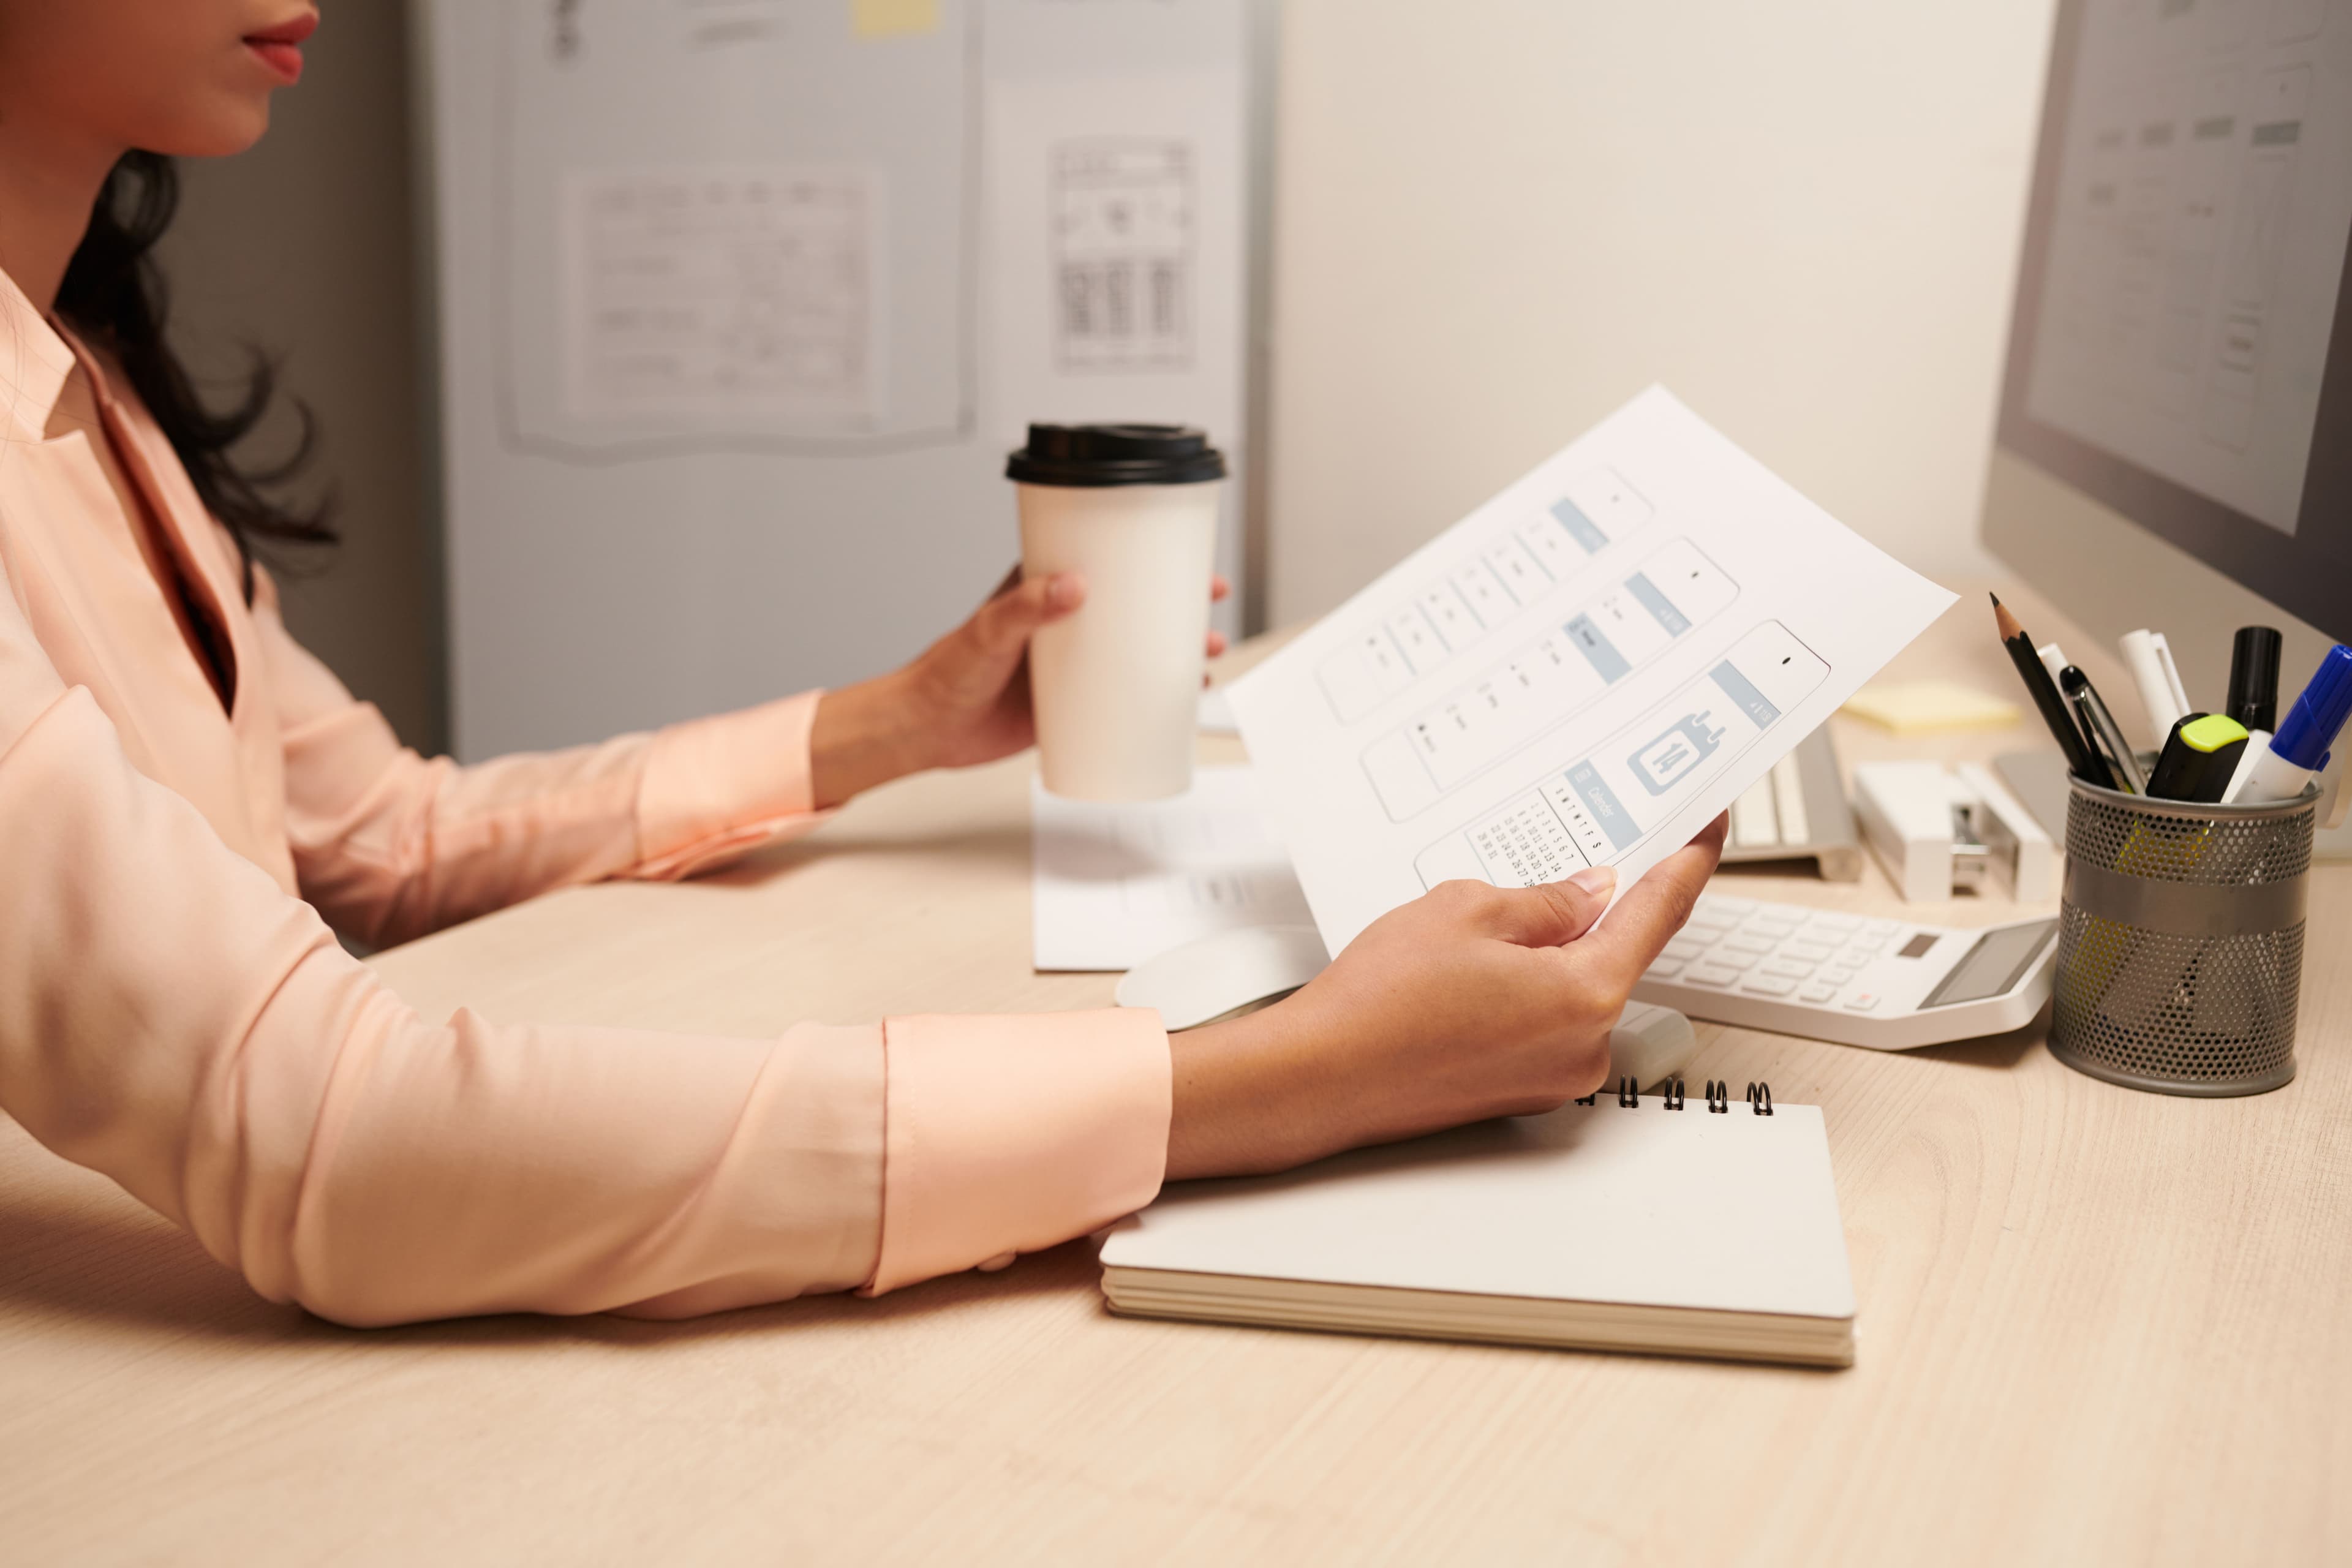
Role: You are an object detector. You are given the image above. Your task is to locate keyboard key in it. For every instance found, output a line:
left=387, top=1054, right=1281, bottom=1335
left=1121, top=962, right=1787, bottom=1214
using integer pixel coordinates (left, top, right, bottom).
left=1844, top=991, right=1882, bottom=1011
left=1770, top=753, right=1811, bottom=846
left=1721, top=934, right=1776, bottom=956
left=1763, top=958, right=1818, bottom=981
left=1662, top=938, right=1708, bottom=962
left=1731, top=778, right=1781, bottom=848
left=1645, top=956, right=1687, bottom=979
left=1703, top=896, right=1758, bottom=916
left=1839, top=947, right=1877, bottom=968
left=1863, top=920, right=1900, bottom=937
left=1742, top=918, right=1799, bottom=941
left=1710, top=950, right=1761, bottom=971
left=1807, top=915, right=1860, bottom=935
left=1782, top=940, right=1835, bottom=963
left=1740, top=976, right=1798, bottom=997
left=1686, top=963, right=1741, bottom=987
left=1798, top=983, right=1838, bottom=1003
left=1820, top=965, right=1858, bottom=986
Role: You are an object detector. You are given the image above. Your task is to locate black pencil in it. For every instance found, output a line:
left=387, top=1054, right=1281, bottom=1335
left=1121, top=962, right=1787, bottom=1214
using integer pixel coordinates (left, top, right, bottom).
left=1992, top=594, right=2111, bottom=786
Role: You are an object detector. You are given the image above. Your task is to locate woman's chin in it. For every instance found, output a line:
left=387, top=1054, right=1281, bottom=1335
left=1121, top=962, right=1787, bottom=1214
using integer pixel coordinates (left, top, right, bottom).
left=137, top=98, right=276, bottom=160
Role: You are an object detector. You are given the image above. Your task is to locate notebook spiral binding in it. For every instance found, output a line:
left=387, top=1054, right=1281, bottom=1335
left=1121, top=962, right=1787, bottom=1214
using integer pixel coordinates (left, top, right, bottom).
left=1578, top=1077, right=1774, bottom=1115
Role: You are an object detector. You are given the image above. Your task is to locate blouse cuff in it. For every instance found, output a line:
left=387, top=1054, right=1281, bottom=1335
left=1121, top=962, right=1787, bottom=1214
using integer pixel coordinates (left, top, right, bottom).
left=862, top=1009, right=1172, bottom=1296
left=633, top=690, right=830, bottom=880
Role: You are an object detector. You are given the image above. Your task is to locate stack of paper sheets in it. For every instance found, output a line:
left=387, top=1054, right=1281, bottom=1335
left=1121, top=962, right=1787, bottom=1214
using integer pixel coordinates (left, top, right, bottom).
left=1030, top=766, right=1311, bottom=971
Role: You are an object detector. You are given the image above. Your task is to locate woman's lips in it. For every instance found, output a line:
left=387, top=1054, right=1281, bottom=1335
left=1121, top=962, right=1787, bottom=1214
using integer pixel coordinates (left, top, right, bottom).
left=244, top=12, right=317, bottom=83
left=246, top=39, right=304, bottom=82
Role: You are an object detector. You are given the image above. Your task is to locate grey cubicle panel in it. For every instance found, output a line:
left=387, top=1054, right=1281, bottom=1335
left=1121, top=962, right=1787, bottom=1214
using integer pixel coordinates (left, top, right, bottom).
left=420, top=0, right=1263, bottom=758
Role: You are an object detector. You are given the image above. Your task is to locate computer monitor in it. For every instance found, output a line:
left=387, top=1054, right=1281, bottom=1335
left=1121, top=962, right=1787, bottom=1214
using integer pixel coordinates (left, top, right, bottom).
left=1985, top=0, right=2351, bottom=848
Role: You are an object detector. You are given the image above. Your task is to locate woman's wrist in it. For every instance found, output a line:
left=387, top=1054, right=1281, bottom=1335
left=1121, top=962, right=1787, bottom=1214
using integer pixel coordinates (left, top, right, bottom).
left=1166, top=1002, right=1351, bottom=1182
left=809, top=674, right=942, bottom=808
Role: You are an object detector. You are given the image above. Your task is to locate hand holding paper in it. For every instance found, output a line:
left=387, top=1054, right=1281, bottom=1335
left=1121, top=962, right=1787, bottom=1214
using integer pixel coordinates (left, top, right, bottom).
left=1164, top=815, right=1726, bottom=1181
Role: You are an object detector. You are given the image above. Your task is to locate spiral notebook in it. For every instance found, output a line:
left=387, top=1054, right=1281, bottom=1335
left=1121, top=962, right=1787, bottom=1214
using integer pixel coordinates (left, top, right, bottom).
left=1101, top=1083, right=1856, bottom=1368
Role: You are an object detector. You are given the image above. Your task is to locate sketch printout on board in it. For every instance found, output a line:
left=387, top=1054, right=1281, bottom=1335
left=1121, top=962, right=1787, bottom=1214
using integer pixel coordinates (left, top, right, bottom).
left=564, top=167, right=882, bottom=424
left=1031, top=767, right=1311, bottom=971
left=1228, top=389, right=1956, bottom=954
left=1054, top=139, right=1195, bottom=371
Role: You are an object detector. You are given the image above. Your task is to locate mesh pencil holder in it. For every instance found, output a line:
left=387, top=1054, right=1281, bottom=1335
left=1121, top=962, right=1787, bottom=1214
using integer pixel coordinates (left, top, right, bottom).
left=2049, top=778, right=2317, bottom=1097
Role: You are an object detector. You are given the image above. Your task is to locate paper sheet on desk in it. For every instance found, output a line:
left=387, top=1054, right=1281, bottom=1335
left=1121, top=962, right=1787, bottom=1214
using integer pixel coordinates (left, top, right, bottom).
left=1031, top=766, right=1313, bottom=971
left=1227, top=387, right=1956, bottom=954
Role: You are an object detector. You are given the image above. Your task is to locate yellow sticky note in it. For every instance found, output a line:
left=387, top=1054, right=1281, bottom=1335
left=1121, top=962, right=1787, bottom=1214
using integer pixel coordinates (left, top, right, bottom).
left=853, top=0, right=939, bottom=37
left=1841, top=680, right=2022, bottom=735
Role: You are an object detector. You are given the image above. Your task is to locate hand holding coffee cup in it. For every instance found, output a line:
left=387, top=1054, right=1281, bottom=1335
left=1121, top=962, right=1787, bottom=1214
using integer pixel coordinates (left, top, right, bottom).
left=1008, top=424, right=1227, bottom=801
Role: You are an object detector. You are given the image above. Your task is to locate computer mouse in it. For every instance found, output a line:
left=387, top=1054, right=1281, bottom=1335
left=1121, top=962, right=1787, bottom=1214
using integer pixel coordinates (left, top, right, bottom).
left=1196, top=685, right=1240, bottom=736
left=1116, top=925, right=1330, bottom=1030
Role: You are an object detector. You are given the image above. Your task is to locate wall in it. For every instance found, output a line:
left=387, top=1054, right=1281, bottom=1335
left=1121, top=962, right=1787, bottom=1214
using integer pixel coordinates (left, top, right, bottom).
left=160, top=0, right=441, bottom=750
left=1264, top=0, right=2058, bottom=625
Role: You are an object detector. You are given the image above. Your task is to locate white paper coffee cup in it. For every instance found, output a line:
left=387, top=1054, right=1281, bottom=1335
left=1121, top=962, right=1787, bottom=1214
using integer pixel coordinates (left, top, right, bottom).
left=1009, top=424, right=1226, bottom=802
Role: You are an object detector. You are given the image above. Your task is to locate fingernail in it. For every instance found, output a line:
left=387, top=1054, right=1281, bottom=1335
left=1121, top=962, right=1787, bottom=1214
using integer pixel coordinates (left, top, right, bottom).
left=1047, top=573, right=1085, bottom=608
left=1569, top=866, right=1617, bottom=897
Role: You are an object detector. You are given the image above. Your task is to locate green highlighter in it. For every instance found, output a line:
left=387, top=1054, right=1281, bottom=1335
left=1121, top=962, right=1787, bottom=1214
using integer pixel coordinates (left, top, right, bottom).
left=2144, top=714, right=2250, bottom=804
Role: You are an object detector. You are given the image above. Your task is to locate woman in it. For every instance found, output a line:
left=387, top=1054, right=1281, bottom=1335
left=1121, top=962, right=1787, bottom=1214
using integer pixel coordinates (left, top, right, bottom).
left=0, top=2, right=1722, bottom=1326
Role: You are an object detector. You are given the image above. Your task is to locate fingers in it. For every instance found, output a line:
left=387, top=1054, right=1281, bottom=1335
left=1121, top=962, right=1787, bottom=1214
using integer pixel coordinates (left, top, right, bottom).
left=1211, top=574, right=1232, bottom=603
left=1695, top=810, right=1730, bottom=853
left=969, top=571, right=1084, bottom=658
left=1571, top=831, right=1725, bottom=989
left=1205, top=629, right=1229, bottom=658
left=1468, top=866, right=1618, bottom=949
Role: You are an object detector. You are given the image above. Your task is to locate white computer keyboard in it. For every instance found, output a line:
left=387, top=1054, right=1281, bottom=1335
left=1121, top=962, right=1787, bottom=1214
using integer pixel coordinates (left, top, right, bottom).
left=1630, top=893, right=2058, bottom=1050
left=1716, top=727, right=1863, bottom=880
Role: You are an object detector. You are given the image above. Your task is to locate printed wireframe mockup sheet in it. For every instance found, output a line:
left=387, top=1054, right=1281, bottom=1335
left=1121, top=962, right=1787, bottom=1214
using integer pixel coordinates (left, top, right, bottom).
left=1228, top=388, right=1956, bottom=953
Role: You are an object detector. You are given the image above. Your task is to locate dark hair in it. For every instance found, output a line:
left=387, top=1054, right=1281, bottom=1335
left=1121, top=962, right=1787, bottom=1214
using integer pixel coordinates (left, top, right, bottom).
left=54, top=151, right=333, bottom=601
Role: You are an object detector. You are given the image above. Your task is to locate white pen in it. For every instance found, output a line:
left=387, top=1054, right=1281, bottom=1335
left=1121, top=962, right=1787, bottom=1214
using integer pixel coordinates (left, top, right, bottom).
left=2036, top=641, right=2069, bottom=688
left=2119, top=628, right=2190, bottom=736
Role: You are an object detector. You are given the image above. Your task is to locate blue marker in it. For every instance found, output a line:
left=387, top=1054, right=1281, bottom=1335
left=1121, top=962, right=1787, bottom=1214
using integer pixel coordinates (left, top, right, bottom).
left=2227, top=644, right=2352, bottom=804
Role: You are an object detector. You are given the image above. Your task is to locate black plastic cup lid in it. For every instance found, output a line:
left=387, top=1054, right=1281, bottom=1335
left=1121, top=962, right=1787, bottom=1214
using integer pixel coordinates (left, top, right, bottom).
left=1005, top=424, right=1226, bottom=487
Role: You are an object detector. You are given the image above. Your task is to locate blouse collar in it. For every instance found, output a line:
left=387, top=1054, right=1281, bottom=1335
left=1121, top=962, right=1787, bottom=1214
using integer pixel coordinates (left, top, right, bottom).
left=0, top=262, right=77, bottom=445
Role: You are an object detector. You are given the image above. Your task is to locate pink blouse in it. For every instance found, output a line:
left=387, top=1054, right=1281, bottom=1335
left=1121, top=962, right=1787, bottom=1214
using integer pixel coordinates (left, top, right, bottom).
left=0, top=266, right=1170, bottom=1326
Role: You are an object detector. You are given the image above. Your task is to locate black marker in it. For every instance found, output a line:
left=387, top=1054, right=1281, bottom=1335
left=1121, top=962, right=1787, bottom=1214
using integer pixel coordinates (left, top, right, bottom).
left=2226, top=626, right=2282, bottom=734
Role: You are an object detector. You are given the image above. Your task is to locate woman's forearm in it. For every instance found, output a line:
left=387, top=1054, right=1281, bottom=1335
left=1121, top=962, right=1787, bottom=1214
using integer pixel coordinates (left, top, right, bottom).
left=809, top=673, right=938, bottom=809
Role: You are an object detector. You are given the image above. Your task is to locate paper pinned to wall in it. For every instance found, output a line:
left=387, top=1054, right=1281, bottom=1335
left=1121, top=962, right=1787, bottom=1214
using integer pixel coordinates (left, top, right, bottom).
left=563, top=165, right=883, bottom=425
left=1032, top=766, right=1312, bottom=971
left=853, top=0, right=940, bottom=37
left=1054, top=138, right=1196, bottom=371
left=1230, top=388, right=1957, bottom=954
left=985, top=63, right=1242, bottom=431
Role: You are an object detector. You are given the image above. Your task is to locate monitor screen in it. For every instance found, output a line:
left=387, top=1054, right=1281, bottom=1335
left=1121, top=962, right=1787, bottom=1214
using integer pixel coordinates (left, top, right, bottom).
left=1999, top=0, right=2352, bottom=641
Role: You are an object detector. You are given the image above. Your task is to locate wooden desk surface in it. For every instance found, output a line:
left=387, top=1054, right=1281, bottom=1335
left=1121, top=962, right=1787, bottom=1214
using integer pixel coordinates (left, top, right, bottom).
left=4, top=582, right=2346, bottom=1566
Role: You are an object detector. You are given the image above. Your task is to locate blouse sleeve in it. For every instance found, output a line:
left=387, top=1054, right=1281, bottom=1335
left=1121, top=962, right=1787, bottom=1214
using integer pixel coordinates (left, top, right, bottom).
left=252, top=569, right=830, bottom=949
left=0, top=561, right=1170, bottom=1327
